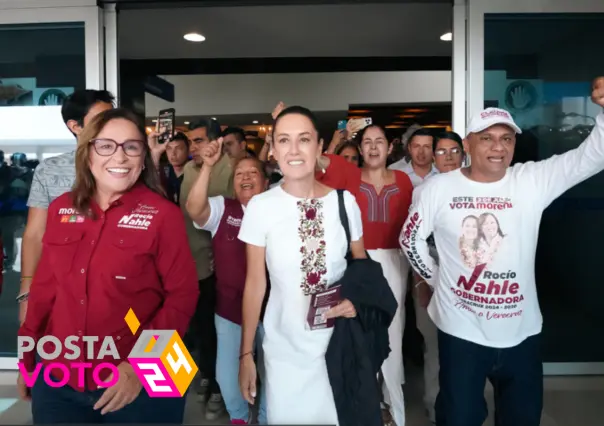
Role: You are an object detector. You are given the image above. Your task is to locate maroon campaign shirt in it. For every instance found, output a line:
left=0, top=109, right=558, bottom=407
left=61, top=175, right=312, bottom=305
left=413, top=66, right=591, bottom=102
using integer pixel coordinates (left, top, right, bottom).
left=18, top=183, right=199, bottom=391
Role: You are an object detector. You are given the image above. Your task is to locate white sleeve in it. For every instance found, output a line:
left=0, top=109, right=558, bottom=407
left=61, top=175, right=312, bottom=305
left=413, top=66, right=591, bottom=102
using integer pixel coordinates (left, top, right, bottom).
left=238, top=196, right=268, bottom=247
left=523, top=111, right=604, bottom=208
left=192, top=196, right=225, bottom=238
left=400, top=182, right=438, bottom=287
left=343, top=190, right=363, bottom=242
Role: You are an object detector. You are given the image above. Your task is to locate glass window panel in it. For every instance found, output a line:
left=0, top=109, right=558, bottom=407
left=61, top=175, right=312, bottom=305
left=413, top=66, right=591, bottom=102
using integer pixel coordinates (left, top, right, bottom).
left=484, top=13, right=604, bottom=363
left=0, top=22, right=84, bottom=357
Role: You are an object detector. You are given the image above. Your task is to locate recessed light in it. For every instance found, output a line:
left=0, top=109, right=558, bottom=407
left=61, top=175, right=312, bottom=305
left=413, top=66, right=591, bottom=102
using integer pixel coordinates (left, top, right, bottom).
left=184, top=32, right=206, bottom=42
left=440, top=32, right=452, bottom=42
left=184, top=121, right=190, bottom=125
left=211, top=117, right=217, bottom=120
left=253, top=120, right=259, bottom=124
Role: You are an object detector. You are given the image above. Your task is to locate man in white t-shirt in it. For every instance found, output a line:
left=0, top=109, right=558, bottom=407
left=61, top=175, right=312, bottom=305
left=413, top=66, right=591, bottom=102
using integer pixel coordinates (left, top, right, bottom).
left=400, top=77, right=604, bottom=426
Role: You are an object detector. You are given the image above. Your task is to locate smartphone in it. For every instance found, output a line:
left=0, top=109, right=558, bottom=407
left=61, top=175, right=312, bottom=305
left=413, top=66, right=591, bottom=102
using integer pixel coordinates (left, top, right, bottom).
left=337, top=120, right=347, bottom=131
left=156, top=108, right=175, bottom=144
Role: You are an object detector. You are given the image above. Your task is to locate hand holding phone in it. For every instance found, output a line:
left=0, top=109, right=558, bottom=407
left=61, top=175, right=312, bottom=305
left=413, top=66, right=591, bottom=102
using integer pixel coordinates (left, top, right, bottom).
left=156, top=108, right=175, bottom=144
left=347, top=117, right=372, bottom=135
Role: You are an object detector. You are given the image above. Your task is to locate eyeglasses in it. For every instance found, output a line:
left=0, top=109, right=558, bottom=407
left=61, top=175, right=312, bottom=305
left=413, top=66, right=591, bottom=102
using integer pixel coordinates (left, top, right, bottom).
left=90, top=139, right=146, bottom=157
left=434, top=147, right=462, bottom=156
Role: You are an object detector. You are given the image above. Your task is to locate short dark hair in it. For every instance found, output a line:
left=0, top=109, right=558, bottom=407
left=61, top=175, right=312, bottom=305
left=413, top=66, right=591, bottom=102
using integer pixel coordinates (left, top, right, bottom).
left=433, top=131, right=463, bottom=152
left=222, top=127, right=246, bottom=143
left=171, top=132, right=190, bottom=147
left=189, top=118, right=222, bottom=141
left=61, top=89, right=115, bottom=127
left=408, top=128, right=434, bottom=146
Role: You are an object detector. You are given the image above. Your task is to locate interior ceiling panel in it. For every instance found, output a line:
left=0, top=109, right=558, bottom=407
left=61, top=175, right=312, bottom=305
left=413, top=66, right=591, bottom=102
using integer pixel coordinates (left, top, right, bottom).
left=118, top=3, right=453, bottom=59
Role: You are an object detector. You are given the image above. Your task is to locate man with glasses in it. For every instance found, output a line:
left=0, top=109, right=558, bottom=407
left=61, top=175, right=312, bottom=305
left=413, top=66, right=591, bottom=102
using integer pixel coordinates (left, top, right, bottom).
left=414, top=131, right=465, bottom=424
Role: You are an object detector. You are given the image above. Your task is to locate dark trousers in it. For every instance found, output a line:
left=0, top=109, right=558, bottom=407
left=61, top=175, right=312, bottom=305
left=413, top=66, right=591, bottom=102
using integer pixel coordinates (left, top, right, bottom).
left=186, top=275, right=220, bottom=395
left=436, top=331, right=543, bottom=426
left=31, top=375, right=187, bottom=424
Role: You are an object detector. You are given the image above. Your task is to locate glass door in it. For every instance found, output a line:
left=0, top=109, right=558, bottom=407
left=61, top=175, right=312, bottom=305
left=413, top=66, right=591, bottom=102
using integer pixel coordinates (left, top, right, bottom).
left=0, top=2, right=104, bottom=370
left=465, top=0, right=604, bottom=375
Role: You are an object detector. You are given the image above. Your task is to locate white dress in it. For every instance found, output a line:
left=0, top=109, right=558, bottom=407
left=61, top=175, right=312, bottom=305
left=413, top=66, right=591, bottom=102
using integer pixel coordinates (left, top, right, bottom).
left=238, top=186, right=363, bottom=425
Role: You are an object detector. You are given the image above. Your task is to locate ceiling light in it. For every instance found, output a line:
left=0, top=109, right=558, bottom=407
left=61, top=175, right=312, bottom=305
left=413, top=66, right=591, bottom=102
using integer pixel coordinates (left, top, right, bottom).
left=211, top=117, right=217, bottom=120
left=440, top=32, right=452, bottom=42
left=184, top=121, right=190, bottom=125
left=152, top=119, right=157, bottom=123
left=253, top=120, right=259, bottom=124
left=184, top=32, right=206, bottom=42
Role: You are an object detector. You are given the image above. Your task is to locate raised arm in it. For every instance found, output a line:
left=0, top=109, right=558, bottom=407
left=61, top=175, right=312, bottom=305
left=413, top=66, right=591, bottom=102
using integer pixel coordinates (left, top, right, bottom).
left=186, top=138, right=223, bottom=228
left=316, top=153, right=361, bottom=192
left=526, top=76, right=604, bottom=207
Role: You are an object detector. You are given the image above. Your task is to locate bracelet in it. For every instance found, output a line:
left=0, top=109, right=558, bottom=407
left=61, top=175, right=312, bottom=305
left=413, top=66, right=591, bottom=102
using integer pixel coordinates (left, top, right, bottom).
left=20, top=276, right=33, bottom=283
left=414, top=279, right=427, bottom=289
left=16, top=292, right=30, bottom=304
left=239, top=351, right=253, bottom=360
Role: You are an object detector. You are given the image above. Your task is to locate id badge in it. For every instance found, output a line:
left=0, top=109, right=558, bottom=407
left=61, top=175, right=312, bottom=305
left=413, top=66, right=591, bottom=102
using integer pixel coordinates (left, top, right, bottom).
left=306, top=285, right=342, bottom=331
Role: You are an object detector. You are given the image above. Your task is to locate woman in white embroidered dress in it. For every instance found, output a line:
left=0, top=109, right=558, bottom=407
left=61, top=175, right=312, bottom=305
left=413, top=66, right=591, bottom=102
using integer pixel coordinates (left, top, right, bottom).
left=238, top=106, right=366, bottom=425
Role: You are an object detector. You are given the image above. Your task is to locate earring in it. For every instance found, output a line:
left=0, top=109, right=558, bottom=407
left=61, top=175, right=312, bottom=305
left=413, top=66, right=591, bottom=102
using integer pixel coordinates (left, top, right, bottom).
left=143, top=165, right=146, bottom=170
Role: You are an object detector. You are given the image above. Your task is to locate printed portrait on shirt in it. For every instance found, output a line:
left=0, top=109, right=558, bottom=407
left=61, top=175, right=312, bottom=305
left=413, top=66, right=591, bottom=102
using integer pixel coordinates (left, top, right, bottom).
left=458, top=212, right=505, bottom=268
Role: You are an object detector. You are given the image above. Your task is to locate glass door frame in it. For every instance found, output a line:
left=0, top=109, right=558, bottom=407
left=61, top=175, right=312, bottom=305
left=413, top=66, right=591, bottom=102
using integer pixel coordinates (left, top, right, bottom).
left=0, top=1, right=105, bottom=371
left=463, top=0, right=604, bottom=376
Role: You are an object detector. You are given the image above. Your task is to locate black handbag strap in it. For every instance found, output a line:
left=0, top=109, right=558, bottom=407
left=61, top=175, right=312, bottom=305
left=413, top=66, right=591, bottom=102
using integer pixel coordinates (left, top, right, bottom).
left=337, top=189, right=352, bottom=251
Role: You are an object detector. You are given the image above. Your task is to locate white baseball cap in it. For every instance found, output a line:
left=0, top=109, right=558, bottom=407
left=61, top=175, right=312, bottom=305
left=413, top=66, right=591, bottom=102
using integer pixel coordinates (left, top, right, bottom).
left=466, top=108, right=522, bottom=136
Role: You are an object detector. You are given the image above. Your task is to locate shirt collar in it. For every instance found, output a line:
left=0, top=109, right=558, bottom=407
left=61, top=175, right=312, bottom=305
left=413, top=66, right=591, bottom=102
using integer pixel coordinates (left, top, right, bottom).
left=90, top=182, right=148, bottom=215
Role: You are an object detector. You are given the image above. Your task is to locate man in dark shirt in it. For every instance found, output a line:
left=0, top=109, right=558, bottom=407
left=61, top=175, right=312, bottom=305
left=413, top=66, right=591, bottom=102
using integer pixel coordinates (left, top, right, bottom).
left=163, top=132, right=190, bottom=204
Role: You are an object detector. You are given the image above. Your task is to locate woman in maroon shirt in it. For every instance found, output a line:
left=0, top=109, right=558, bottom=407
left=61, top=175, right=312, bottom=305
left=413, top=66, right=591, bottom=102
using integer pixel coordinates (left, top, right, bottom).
left=186, top=139, right=268, bottom=425
left=17, top=108, right=199, bottom=424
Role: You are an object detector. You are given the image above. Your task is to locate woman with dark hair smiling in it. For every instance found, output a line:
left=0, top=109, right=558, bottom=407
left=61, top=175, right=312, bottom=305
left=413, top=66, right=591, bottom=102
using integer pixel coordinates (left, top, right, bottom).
left=237, top=106, right=366, bottom=425
left=316, top=123, right=413, bottom=426
left=17, top=108, right=198, bottom=424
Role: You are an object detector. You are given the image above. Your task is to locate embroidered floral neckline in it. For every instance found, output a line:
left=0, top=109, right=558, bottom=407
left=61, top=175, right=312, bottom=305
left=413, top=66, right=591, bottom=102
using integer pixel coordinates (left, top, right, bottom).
left=297, top=198, right=327, bottom=296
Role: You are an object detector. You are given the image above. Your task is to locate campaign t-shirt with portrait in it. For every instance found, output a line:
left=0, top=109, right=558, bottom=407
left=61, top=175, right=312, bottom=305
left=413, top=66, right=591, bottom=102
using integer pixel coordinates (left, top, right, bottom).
left=400, top=112, right=604, bottom=348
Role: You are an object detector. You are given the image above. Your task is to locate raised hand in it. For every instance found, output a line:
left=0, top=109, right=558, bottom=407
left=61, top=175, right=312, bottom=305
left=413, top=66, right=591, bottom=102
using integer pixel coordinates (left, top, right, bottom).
left=201, top=137, right=224, bottom=167
left=272, top=101, right=285, bottom=120
left=591, top=77, right=604, bottom=108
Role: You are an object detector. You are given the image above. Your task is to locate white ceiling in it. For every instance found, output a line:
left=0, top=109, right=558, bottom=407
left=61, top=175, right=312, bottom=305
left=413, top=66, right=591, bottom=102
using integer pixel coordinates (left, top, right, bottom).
left=118, top=3, right=453, bottom=59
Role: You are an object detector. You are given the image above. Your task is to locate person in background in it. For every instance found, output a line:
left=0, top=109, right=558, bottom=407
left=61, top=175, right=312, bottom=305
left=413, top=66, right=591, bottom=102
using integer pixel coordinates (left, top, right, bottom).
left=433, top=131, right=464, bottom=174
left=222, top=127, right=248, bottom=161
left=17, top=108, right=198, bottom=423
left=412, top=130, right=465, bottom=424
left=401, top=78, right=604, bottom=426
left=316, top=124, right=413, bottom=426
left=335, top=141, right=361, bottom=167
left=180, top=118, right=233, bottom=420
left=238, top=106, right=365, bottom=425
left=19, top=90, right=114, bottom=324
left=186, top=139, right=269, bottom=425
left=389, top=128, right=438, bottom=186
left=163, top=132, right=190, bottom=204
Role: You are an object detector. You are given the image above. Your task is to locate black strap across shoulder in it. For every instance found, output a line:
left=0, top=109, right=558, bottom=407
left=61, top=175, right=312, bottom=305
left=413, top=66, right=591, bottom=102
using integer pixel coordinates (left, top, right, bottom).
left=337, top=189, right=352, bottom=251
